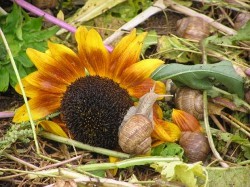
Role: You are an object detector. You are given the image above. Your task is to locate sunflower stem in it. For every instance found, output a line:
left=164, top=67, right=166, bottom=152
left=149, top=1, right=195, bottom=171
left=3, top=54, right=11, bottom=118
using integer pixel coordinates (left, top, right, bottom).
left=40, top=131, right=130, bottom=159
left=0, top=28, right=40, bottom=154
left=76, top=156, right=180, bottom=172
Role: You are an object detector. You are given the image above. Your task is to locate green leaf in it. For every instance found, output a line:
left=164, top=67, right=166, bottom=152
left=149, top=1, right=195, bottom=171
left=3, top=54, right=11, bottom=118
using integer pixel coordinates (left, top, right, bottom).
left=151, top=161, right=207, bottom=187
left=207, top=166, right=250, bottom=187
left=156, top=36, right=201, bottom=63
left=151, top=143, right=184, bottom=158
left=231, top=21, right=250, bottom=41
left=22, top=17, right=43, bottom=32
left=152, top=61, right=244, bottom=98
left=141, top=30, right=158, bottom=54
left=0, top=66, right=9, bottom=92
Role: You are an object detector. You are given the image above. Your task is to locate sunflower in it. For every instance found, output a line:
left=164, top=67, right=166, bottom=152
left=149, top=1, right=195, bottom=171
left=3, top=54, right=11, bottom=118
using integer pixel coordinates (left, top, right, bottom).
left=13, top=27, right=180, bottom=149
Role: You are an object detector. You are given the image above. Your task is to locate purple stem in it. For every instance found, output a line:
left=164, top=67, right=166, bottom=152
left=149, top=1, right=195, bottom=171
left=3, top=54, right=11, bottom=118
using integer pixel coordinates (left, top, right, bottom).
left=0, top=111, right=14, bottom=118
left=12, top=0, right=113, bottom=52
left=13, top=0, right=76, bottom=32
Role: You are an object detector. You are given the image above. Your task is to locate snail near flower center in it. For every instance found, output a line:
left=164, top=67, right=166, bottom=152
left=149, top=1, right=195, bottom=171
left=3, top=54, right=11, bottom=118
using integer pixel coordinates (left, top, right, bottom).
left=118, top=86, right=171, bottom=155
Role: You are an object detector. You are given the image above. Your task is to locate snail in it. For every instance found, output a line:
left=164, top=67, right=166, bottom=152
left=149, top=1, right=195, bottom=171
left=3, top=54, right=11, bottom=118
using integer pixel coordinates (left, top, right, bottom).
left=174, top=87, right=204, bottom=120
left=234, top=13, right=250, bottom=30
left=176, top=17, right=210, bottom=41
left=118, top=85, right=169, bottom=155
left=179, top=131, right=210, bottom=163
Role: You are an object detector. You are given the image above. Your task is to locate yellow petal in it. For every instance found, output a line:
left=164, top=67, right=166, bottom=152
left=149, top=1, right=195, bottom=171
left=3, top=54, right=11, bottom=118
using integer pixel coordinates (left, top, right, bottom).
left=47, top=41, right=85, bottom=78
left=120, top=59, right=164, bottom=89
left=75, top=26, right=96, bottom=74
left=172, top=109, right=203, bottom=132
left=13, top=94, right=61, bottom=123
left=39, top=120, right=68, bottom=138
left=128, top=78, right=166, bottom=98
left=26, top=48, right=77, bottom=84
left=152, top=118, right=181, bottom=142
left=110, top=30, right=146, bottom=80
left=84, top=29, right=110, bottom=77
left=108, top=156, right=119, bottom=176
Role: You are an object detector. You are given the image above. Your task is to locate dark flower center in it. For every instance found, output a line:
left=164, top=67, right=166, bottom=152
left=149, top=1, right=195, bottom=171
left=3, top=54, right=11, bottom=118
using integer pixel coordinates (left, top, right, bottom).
left=61, top=76, right=133, bottom=149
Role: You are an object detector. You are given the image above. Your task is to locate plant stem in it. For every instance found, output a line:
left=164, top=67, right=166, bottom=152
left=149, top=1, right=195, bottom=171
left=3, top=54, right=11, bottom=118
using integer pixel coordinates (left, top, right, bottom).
left=220, top=114, right=250, bottom=138
left=40, top=131, right=130, bottom=159
left=76, top=156, right=180, bottom=172
left=0, top=28, right=40, bottom=154
left=203, top=91, right=229, bottom=168
left=104, top=0, right=166, bottom=45
left=164, top=0, right=237, bottom=35
left=12, top=0, right=76, bottom=32
left=0, top=111, right=14, bottom=118
left=3, top=152, right=38, bottom=169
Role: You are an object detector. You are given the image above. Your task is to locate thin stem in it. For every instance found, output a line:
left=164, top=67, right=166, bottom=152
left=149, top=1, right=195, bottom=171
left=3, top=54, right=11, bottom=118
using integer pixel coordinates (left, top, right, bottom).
left=221, top=112, right=250, bottom=132
left=164, top=0, right=237, bottom=35
left=104, top=0, right=166, bottom=45
left=0, top=111, right=14, bottom=118
left=220, top=114, right=250, bottom=138
left=210, top=114, right=226, bottom=132
left=203, top=91, right=229, bottom=168
left=3, top=152, right=39, bottom=169
left=0, top=28, right=40, bottom=154
left=40, top=131, right=130, bottom=159
left=12, top=0, right=76, bottom=32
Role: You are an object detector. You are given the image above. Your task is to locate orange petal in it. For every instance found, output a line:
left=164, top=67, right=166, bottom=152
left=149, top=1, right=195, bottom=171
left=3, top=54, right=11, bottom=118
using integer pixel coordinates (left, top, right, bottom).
left=110, top=30, right=146, bottom=80
left=172, top=109, right=203, bottom=132
left=26, top=48, right=77, bottom=84
left=128, top=78, right=166, bottom=98
left=153, top=104, right=163, bottom=119
left=120, top=59, right=164, bottom=89
left=18, top=72, right=67, bottom=95
left=152, top=118, right=181, bottom=142
left=47, top=41, right=85, bottom=78
left=84, top=29, right=110, bottom=77
left=13, top=94, right=61, bottom=123
left=39, top=120, right=68, bottom=138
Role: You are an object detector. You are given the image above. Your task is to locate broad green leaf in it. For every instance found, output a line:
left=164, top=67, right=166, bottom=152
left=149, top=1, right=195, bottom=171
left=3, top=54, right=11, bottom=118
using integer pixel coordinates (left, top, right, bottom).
left=152, top=61, right=244, bottom=98
left=151, top=161, right=207, bottom=187
left=207, top=166, right=250, bottom=187
left=0, top=66, right=9, bottom=92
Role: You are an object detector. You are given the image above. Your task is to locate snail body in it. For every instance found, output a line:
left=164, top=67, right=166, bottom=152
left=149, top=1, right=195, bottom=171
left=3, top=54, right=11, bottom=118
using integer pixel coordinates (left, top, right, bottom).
left=175, top=87, right=204, bottom=120
left=179, top=132, right=210, bottom=163
left=118, top=87, right=160, bottom=154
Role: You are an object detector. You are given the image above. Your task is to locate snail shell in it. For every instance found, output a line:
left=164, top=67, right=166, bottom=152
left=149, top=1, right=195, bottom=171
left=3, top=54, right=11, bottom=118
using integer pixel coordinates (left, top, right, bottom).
left=176, top=17, right=210, bottom=41
left=234, top=13, right=250, bottom=30
left=179, top=132, right=210, bottom=163
left=175, top=87, right=204, bottom=120
left=31, top=0, right=58, bottom=9
left=118, top=114, right=153, bottom=155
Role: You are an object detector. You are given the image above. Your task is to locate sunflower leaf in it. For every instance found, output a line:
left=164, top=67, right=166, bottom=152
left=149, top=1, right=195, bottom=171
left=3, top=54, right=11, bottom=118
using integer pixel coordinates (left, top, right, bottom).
left=151, top=61, right=244, bottom=98
left=0, top=4, right=58, bottom=92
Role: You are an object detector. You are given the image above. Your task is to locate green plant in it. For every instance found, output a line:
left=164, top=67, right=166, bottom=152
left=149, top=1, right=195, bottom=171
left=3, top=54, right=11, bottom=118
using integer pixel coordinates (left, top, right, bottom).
left=0, top=3, right=58, bottom=92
